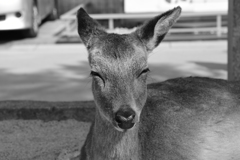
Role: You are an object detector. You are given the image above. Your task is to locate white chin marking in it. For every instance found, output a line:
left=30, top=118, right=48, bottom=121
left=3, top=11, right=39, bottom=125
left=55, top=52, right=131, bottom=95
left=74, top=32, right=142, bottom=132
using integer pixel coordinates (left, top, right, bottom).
left=114, top=123, right=136, bottom=132
left=115, top=126, right=125, bottom=132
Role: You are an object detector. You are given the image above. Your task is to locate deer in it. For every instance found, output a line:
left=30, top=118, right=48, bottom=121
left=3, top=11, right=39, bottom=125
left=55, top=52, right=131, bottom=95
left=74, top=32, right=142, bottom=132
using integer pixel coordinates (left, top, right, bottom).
left=77, top=6, right=240, bottom=160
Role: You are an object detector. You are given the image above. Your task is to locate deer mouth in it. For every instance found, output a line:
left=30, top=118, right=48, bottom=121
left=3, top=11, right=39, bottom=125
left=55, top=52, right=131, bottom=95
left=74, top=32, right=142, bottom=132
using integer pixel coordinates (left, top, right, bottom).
left=116, top=118, right=135, bottom=129
left=114, top=121, right=136, bottom=132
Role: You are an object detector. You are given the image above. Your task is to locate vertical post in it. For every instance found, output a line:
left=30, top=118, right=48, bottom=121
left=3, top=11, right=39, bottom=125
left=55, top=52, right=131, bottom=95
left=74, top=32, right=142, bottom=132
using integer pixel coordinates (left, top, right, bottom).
left=216, top=15, right=222, bottom=37
left=109, top=19, right=114, bottom=30
left=228, top=0, right=240, bottom=80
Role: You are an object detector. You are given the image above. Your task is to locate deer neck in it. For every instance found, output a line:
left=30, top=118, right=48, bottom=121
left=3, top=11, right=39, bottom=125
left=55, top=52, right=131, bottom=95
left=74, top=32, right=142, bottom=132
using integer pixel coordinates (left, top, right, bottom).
left=90, top=110, right=140, bottom=160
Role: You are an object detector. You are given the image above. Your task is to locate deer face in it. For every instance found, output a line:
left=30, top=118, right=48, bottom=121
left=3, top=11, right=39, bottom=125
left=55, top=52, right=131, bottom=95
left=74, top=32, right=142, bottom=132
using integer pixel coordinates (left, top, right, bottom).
left=77, top=7, right=181, bottom=132
left=88, top=33, right=149, bottom=131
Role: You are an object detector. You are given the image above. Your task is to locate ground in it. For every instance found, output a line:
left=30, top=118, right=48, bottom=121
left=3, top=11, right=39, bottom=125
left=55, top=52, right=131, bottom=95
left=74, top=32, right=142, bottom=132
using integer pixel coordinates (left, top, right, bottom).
left=0, top=120, right=89, bottom=160
left=0, top=100, right=95, bottom=160
left=0, top=41, right=227, bottom=101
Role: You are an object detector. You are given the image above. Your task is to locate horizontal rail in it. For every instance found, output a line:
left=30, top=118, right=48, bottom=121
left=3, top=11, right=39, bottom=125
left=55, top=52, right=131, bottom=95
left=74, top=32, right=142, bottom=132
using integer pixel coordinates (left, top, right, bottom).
left=61, top=11, right=227, bottom=20
left=61, top=27, right=227, bottom=36
left=60, top=5, right=228, bottom=39
left=170, top=27, right=227, bottom=33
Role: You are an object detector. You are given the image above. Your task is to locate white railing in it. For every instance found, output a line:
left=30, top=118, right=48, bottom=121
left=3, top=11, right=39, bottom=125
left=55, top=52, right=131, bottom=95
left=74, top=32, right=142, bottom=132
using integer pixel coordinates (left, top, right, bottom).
left=60, top=4, right=227, bottom=38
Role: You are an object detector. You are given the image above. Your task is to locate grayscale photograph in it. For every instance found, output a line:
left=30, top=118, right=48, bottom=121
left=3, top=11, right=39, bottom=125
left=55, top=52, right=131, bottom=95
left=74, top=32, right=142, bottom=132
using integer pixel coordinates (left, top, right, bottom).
left=0, top=0, right=239, bottom=160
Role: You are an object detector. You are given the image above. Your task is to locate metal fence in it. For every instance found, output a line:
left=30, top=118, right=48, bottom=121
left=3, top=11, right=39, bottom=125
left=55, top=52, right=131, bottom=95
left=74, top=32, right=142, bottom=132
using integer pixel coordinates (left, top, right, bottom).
left=60, top=4, right=228, bottom=40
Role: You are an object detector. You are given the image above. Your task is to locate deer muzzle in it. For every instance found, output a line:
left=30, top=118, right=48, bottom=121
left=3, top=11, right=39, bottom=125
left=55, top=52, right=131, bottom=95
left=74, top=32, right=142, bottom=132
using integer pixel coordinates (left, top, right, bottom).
left=114, top=108, right=136, bottom=130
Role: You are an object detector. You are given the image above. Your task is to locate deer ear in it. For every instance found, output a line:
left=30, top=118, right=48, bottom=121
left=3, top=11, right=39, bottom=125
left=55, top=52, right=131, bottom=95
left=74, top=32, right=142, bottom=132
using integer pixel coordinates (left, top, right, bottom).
left=77, top=8, right=106, bottom=46
left=135, top=7, right=181, bottom=52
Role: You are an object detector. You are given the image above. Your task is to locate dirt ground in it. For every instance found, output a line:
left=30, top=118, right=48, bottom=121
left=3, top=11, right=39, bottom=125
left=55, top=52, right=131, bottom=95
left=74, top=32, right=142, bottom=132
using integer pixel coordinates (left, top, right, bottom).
left=0, top=101, right=95, bottom=160
left=0, top=119, right=90, bottom=160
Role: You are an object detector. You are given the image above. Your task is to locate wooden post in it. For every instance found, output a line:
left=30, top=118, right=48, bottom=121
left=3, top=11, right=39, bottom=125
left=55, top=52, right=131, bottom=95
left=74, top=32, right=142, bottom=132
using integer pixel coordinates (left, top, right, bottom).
left=228, top=0, right=240, bottom=80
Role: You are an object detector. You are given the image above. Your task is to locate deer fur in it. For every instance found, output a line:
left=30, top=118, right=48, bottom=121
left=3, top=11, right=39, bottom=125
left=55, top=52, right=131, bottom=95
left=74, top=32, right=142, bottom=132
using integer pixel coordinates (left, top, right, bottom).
left=77, top=7, right=240, bottom=160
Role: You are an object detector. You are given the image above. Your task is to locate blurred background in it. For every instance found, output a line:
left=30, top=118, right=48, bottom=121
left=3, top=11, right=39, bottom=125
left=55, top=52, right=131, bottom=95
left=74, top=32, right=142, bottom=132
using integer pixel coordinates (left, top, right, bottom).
left=0, top=0, right=233, bottom=102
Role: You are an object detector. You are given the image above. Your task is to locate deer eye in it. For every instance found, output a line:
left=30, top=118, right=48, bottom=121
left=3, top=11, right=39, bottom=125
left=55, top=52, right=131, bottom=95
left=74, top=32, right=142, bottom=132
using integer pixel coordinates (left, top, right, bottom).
left=90, top=71, right=105, bottom=83
left=138, top=68, right=150, bottom=78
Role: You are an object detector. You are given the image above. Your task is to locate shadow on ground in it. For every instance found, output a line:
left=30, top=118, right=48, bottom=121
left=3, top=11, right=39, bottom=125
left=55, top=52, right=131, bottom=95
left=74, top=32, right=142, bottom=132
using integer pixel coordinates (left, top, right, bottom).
left=192, top=61, right=227, bottom=71
left=0, top=61, right=227, bottom=101
left=148, top=62, right=227, bottom=83
left=0, top=61, right=92, bottom=101
left=0, top=30, right=26, bottom=44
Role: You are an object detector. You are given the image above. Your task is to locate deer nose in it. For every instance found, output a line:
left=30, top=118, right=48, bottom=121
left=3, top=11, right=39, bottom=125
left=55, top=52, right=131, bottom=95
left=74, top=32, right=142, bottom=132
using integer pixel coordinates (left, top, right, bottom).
left=115, top=108, right=136, bottom=130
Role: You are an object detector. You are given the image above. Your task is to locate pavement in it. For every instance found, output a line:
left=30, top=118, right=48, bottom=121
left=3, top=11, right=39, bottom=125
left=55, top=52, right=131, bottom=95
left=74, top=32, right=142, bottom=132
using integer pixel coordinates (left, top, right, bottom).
left=0, top=40, right=227, bottom=101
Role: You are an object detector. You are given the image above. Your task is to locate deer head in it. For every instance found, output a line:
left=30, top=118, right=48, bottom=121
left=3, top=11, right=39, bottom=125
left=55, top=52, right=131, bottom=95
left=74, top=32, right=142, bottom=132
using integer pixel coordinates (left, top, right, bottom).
left=77, top=7, right=181, bottom=132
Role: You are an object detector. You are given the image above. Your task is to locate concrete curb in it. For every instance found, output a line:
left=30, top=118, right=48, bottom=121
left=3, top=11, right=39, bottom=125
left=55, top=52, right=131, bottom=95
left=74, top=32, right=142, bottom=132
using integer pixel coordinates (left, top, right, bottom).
left=0, top=101, right=95, bottom=122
